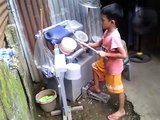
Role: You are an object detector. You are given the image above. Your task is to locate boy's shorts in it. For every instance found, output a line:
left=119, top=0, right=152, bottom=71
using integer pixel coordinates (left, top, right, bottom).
left=92, top=58, right=124, bottom=94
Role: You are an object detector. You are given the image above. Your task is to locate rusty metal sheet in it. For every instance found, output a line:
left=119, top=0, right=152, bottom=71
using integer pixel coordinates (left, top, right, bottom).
left=15, top=0, right=51, bottom=52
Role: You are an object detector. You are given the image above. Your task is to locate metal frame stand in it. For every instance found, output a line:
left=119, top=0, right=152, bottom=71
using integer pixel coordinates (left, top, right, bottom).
left=51, top=53, right=83, bottom=120
left=56, top=72, right=72, bottom=120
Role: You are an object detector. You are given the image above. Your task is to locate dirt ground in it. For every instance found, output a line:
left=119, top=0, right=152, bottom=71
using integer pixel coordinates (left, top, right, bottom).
left=35, top=82, right=140, bottom=120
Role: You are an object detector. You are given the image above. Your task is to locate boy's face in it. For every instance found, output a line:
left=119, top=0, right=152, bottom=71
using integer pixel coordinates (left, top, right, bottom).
left=101, top=14, right=113, bottom=30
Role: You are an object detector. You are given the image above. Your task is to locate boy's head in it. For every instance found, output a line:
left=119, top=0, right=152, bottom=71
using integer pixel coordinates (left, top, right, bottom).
left=101, top=3, right=123, bottom=30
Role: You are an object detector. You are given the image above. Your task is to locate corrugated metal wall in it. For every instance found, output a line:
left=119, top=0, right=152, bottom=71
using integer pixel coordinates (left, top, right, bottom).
left=48, top=0, right=103, bottom=40
left=48, top=0, right=81, bottom=24
left=0, top=0, right=8, bottom=48
left=15, top=0, right=51, bottom=52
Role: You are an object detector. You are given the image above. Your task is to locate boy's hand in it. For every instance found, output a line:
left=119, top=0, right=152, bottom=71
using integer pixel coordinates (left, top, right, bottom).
left=96, top=51, right=108, bottom=58
left=79, top=42, right=87, bottom=49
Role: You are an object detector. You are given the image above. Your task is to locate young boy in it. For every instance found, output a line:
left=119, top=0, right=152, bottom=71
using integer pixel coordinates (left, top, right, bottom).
left=88, top=3, right=127, bottom=120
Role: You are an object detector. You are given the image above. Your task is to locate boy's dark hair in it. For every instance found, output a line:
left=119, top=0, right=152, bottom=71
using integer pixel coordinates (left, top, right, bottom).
left=101, top=3, right=123, bottom=26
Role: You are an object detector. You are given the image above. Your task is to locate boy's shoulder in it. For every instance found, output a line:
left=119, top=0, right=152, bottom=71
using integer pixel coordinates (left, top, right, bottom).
left=103, top=29, right=121, bottom=41
left=111, top=29, right=121, bottom=40
left=112, top=28, right=120, bottom=36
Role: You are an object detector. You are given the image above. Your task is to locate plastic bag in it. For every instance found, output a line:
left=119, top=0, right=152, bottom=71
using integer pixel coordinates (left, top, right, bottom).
left=34, top=32, right=55, bottom=78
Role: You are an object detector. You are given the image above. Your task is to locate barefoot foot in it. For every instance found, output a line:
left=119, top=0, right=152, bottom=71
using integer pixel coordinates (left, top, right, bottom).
left=108, top=110, right=125, bottom=120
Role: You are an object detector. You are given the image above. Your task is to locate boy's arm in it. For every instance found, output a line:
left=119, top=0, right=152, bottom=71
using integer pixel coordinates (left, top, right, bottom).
left=107, top=47, right=127, bottom=59
left=88, top=39, right=102, bottom=48
left=97, top=37, right=127, bottom=59
left=97, top=47, right=127, bottom=59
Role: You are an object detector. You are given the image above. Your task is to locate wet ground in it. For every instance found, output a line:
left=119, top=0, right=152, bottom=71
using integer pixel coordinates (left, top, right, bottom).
left=37, top=95, right=140, bottom=120
left=36, top=82, right=140, bottom=120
